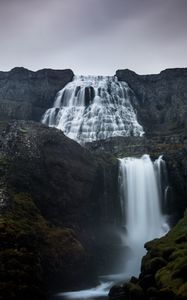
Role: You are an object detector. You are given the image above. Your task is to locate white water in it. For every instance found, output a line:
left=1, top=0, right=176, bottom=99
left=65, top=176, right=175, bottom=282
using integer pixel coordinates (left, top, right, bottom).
left=42, top=75, right=144, bottom=143
left=119, top=154, right=169, bottom=276
left=154, top=155, right=170, bottom=211
left=56, top=282, right=113, bottom=299
left=55, top=154, right=169, bottom=300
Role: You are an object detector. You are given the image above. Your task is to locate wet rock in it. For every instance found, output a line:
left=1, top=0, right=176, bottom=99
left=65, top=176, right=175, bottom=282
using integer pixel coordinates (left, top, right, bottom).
left=109, top=282, right=146, bottom=300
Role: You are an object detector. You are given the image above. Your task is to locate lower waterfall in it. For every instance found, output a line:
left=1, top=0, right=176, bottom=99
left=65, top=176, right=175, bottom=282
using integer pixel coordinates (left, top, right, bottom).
left=119, top=154, right=169, bottom=276
left=54, top=154, right=169, bottom=300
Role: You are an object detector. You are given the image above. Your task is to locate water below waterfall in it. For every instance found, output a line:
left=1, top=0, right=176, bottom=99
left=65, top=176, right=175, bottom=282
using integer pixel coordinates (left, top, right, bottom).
left=42, top=75, right=144, bottom=143
left=53, top=154, right=169, bottom=300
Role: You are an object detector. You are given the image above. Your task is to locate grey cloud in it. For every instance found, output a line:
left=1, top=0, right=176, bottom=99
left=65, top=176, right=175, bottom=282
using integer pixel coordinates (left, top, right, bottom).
left=0, top=0, right=186, bottom=74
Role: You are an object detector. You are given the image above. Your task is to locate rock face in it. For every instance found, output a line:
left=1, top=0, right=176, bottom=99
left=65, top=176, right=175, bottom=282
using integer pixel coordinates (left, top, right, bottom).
left=0, top=120, right=120, bottom=299
left=1, top=67, right=187, bottom=139
left=116, top=68, right=187, bottom=136
left=0, top=67, right=74, bottom=121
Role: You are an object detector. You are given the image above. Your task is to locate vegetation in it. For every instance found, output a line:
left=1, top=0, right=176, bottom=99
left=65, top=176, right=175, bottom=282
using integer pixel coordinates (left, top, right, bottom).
left=0, top=192, right=85, bottom=300
left=109, top=210, right=187, bottom=300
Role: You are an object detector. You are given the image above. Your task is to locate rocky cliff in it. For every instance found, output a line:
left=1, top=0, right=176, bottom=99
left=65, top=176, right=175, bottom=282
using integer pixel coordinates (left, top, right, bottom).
left=0, top=67, right=74, bottom=121
left=1, top=67, right=187, bottom=300
left=1, top=67, right=187, bottom=140
left=0, top=120, right=120, bottom=299
left=116, top=68, right=187, bottom=136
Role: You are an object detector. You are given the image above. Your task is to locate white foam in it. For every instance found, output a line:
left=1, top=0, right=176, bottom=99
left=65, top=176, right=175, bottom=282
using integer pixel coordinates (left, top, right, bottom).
left=42, top=75, right=144, bottom=143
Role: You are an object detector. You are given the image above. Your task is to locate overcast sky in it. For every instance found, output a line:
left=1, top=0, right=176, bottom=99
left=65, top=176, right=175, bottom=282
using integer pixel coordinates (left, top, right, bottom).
left=0, top=0, right=187, bottom=75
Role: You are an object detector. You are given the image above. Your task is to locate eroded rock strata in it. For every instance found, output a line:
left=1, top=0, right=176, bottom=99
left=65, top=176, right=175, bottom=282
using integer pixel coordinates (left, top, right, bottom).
left=116, top=68, right=187, bottom=136
left=0, top=67, right=74, bottom=121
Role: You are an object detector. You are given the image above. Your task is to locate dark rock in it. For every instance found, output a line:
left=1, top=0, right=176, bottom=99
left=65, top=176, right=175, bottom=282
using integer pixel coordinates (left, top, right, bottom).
left=141, top=256, right=167, bottom=275
left=0, top=120, right=122, bottom=299
left=116, top=68, right=187, bottom=136
left=0, top=67, right=74, bottom=121
left=139, top=274, right=155, bottom=290
left=146, top=286, right=159, bottom=300
left=130, top=276, right=139, bottom=284
left=109, top=282, right=146, bottom=300
left=109, top=285, right=124, bottom=300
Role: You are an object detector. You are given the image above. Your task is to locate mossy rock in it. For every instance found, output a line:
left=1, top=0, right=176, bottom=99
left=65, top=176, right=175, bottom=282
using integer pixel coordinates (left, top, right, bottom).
left=122, top=282, right=146, bottom=300
left=171, top=256, right=187, bottom=279
left=157, top=288, right=176, bottom=300
left=141, top=211, right=187, bottom=299
left=0, top=192, right=86, bottom=300
left=169, top=249, right=187, bottom=261
left=155, top=266, right=184, bottom=292
left=178, top=282, right=187, bottom=299
left=0, top=154, right=10, bottom=166
left=142, top=256, right=167, bottom=274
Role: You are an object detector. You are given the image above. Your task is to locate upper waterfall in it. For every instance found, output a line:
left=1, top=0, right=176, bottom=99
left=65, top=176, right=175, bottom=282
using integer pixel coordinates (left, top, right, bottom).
left=41, top=75, right=144, bottom=143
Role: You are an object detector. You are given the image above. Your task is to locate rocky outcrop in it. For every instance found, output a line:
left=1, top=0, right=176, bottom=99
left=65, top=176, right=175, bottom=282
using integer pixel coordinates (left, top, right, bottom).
left=116, top=68, right=187, bottom=136
left=0, top=120, right=120, bottom=299
left=0, top=67, right=74, bottom=121
left=109, top=210, right=187, bottom=300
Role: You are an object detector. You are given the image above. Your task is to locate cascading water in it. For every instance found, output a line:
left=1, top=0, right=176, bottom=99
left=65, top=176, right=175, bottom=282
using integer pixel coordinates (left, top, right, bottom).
left=54, top=154, right=170, bottom=300
left=119, top=154, right=169, bottom=276
left=41, top=75, right=144, bottom=143
left=154, top=155, right=170, bottom=213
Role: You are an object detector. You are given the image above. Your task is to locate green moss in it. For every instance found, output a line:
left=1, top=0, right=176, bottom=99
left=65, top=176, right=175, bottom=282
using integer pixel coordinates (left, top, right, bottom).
left=155, top=267, right=184, bottom=292
left=0, top=192, right=85, bottom=299
left=178, top=282, right=187, bottom=298
left=141, top=210, right=187, bottom=298
left=122, top=282, right=145, bottom=300
left=0, top=155, right=10, bottom=166
left=142, top=256, right=167, bottom=274
left=169, top=249, right=187, bottom=261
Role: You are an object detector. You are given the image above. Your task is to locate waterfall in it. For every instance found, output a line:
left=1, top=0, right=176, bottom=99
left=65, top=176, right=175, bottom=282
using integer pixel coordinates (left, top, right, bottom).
left=41, top=75, right=144, bottom=143
left=54, top=154, right=170, bottom=299
left=119, top=154, right=169, bottom=276
left=154, top=155, right=170, bottom=212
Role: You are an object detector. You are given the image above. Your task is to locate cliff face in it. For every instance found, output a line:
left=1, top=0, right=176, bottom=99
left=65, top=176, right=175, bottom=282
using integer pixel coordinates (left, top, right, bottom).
left=1, top=67, right=187, bottom=139
left=116, top=68, right=187, bottom=136
left=0, top=120, right=120, bottom=299
left=0, top=67, right=74, bottom=122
